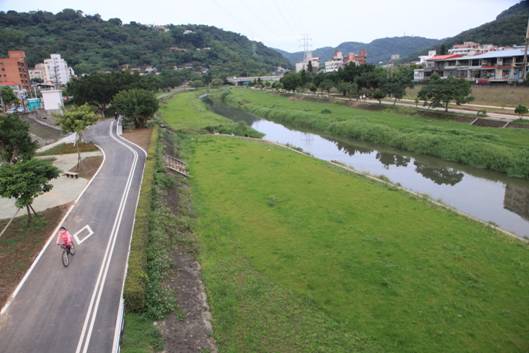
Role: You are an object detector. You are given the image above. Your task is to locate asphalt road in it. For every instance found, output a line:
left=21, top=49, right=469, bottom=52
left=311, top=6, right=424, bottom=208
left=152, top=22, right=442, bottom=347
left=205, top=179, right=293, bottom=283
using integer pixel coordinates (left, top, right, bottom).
left=0, top=119, right=146, bottom=353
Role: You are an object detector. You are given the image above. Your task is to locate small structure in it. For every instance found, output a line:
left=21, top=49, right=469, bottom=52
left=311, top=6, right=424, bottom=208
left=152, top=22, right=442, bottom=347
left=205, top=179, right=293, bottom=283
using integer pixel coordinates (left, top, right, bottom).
left=41, top=89, right=64, bottom=112
left=26, top=98, right=41, bottom=112
left=165, top=155, right=188, bottom=177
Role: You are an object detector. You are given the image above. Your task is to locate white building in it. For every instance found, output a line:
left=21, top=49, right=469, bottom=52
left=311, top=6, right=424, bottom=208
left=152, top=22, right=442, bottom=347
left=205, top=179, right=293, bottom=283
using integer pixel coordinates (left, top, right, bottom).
left=41, top=89, right=64, bottom=112
left=295, top=55, right=320, bottom=73
left=324, top=51, right=344, bottom=73
left=28, top=63, right=46, bottom=82
left=33, top=54, right=75, bottom=86
left=418, top=50, right=437, bottom=65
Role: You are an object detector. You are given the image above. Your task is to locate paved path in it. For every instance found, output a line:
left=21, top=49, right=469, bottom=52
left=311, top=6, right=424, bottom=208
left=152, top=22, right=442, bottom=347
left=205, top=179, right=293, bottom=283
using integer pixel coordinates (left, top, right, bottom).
left=0, top=119, right=146, bottom=353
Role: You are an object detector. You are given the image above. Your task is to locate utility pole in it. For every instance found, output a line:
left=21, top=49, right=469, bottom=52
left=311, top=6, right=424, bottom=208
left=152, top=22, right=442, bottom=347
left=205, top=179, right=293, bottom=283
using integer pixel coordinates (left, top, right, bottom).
left=523, top=16, right=529, bottom=81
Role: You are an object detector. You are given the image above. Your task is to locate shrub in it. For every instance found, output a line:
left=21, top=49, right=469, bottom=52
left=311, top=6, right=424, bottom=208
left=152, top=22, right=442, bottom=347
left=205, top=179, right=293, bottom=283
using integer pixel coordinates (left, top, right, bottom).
left=321, top=108, right=332, bottom=114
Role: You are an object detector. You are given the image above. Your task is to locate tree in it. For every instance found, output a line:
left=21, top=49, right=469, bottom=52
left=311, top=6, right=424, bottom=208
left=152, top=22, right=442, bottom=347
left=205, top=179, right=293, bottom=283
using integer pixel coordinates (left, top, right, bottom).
left=56, top=104, right=99, bottom=167
left=417, top=75, right=473, bottom=112
left=112, top=89, right=159, bottom=129
left=515, top=104, right=528, bottom=117
left=307, top=60, right=313, bottom=73
left=280, top=72, right=301, bottom=92
left=0, top=159, right=59, bottom=222
left=67, top=71, right=159, bottom=115
left=0, top=115, right=37, bottom=163
left=210, top=78, right=224, bottom=88
left=319, top=79, right=335, bottom=93
left=1, top=87, right=18, bottom=112
left=372, top=89, right=387, bottom=104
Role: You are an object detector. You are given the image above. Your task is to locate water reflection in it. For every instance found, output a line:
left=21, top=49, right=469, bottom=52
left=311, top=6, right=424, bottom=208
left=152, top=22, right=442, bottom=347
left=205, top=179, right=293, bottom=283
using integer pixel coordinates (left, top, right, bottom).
left=414, top=161, right=464, bottom=186
left=504, top=184, right=529, bottom=221
left=205, top=97, right=529, bottom=239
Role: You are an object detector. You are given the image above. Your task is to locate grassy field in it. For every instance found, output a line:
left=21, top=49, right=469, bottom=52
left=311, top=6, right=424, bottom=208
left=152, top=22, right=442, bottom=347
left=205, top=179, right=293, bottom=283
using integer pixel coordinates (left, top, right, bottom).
left=187, top=135, right=529, bottom=353
left=219, top=88, right=529, bottom=178
left=406, top=85, right=529, bottom=108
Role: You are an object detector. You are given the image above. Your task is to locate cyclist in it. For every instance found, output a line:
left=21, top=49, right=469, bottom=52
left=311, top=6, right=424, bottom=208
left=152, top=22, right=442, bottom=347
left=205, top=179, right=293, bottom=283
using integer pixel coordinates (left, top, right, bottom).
left=56, top=226, right=74, bottom=253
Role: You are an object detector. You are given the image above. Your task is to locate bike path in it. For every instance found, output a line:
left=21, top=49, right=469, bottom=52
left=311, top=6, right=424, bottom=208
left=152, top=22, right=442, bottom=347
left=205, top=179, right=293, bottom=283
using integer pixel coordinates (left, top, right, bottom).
left=0, top=119, right=146, bottom=353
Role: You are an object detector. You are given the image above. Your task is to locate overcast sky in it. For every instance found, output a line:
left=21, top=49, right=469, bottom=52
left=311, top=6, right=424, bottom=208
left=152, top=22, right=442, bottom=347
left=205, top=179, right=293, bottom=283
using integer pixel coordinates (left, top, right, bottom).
left=0, top=0, right=520, bottom=51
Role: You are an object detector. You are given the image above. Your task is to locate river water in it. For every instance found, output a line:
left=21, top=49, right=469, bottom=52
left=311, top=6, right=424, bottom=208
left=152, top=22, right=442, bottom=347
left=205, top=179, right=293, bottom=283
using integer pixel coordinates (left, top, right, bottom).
left=206, top=98, right=529, bottom=239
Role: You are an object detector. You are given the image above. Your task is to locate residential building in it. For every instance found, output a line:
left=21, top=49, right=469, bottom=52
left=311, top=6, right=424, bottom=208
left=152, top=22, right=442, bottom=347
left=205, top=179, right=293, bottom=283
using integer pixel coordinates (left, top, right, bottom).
left=324, top=51, right=345, bottom=73
left=418, top=50, right=437, bottom=65
left=448, top=42, right=497, bottom=56
left=29, top=63, right=46, bottom=82
left=42, top=54, right=74, bottom=86
left=0, top=50, right=31, bottom=92
left=345, top=49, right=367, bottom=65
left=413, top=47, right=528, bottom=83
left=295, top=55, right=320, bottom=72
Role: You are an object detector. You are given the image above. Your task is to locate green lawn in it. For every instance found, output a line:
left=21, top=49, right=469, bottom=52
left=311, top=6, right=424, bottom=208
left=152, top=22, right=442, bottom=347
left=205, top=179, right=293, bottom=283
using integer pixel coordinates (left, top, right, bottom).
left=161, top=90, right=261, bottom=137
left=187, top=135, right=529, bottom=353
left=161, top=91, right=229, bottom=131
left=218, top=88, right=529, bottom=178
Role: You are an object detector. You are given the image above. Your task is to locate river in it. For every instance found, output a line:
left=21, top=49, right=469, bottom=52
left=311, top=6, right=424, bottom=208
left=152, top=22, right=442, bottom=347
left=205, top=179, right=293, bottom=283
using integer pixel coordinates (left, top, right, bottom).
left=205, top=98, right=529, bottom=239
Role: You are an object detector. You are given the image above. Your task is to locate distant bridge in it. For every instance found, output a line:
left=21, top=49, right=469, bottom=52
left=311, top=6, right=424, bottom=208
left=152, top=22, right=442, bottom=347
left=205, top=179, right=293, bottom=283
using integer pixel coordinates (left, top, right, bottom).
left=226, top=75, right=282, bottom=86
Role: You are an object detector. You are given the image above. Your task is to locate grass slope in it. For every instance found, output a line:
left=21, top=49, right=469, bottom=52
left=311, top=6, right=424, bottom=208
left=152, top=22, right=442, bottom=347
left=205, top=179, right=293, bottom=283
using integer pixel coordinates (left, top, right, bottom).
left=220, top=88, right=529, bottom=178
left=161, top=91, right=261, bottom=137
left=188, top=135, right=529, bottom=353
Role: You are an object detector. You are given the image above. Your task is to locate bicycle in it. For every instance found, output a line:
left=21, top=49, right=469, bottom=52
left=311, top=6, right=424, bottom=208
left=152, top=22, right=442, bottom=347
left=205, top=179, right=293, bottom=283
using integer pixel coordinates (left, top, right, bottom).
left=60, top=243, right=76, bottom=267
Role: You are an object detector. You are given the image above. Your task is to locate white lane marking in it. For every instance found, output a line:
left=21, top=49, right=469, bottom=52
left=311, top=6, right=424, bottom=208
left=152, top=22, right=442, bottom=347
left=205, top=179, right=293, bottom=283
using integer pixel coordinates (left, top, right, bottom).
left=0, top=139, right=107, bottom=316
left=111, top=122, right=149, bottom=353
left=75, top=120, right=139, bottom=353
left=73, top=225, right=94, bottom=245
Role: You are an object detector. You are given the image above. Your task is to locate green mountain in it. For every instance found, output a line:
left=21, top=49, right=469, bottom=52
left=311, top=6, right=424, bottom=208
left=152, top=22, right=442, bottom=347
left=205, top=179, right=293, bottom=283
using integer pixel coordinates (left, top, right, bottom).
left=442, top=0, right=529, bottom=47
left=0, top=9, right=290, bottom=76
left=277, top=37, right=441, bottom=64
left=405, top=0, right=529, bottom=61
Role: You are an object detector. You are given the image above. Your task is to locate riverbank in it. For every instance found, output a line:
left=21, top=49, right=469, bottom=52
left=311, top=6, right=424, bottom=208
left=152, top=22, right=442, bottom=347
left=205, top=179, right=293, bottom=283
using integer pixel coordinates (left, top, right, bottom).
left=217, top=88, right=529, bottom=178
left=155, top=91, right=529, bottom=352
left=186, top=133, right=529, bottom=353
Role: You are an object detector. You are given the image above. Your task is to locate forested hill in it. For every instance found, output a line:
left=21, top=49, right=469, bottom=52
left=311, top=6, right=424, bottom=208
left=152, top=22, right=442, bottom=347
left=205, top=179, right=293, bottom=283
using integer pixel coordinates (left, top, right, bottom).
left=406, top=0, right=529, bottom=60
left=277, top=36, right=441, bottom=64
left=0, top=9, right=290, bottom=76
left=442, top=0, right=529, bottom=47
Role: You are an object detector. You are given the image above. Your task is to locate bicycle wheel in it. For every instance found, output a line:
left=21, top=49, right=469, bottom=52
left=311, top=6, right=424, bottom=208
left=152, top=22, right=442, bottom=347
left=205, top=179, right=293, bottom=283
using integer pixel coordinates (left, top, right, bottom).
left=62, top=249, right=69, bottom=267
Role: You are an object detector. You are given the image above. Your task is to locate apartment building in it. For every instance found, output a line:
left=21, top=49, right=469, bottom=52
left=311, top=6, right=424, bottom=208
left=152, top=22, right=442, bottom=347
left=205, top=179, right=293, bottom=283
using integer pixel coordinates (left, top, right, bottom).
left=324, top=51, right=344, bottom=72
left=30, top=54, right=75, bottom=86
left=323, top=49, right=368, bottom=73
left=414, top=47, right=528, bottom=83
left=0, top=50, right=31, bottom=92
left=295, top=55, right=321, bottom=72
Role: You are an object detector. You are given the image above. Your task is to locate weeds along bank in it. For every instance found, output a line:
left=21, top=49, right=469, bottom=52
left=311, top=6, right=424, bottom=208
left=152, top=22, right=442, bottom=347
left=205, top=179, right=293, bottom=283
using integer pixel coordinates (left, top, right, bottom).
left=154, top=92, right=529, bottom=352
left=218, top=88, right=529, bottom=179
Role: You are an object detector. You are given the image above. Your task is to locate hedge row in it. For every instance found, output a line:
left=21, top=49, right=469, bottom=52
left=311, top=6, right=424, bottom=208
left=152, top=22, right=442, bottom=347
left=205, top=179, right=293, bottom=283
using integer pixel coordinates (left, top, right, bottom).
left=124, top=126, right=159, bottom=312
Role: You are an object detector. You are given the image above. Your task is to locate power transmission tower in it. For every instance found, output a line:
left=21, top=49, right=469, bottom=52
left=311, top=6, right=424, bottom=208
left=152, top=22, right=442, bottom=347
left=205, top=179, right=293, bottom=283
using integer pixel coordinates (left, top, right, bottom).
left=300, top=34, right=312, bottom=62
left=522, top=16, right=529, bottom=81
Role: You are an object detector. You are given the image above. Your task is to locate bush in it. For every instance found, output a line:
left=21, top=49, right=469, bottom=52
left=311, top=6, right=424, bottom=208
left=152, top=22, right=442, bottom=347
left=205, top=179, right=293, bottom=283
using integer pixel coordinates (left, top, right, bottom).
left=321, top=108, right=332, bottom=114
